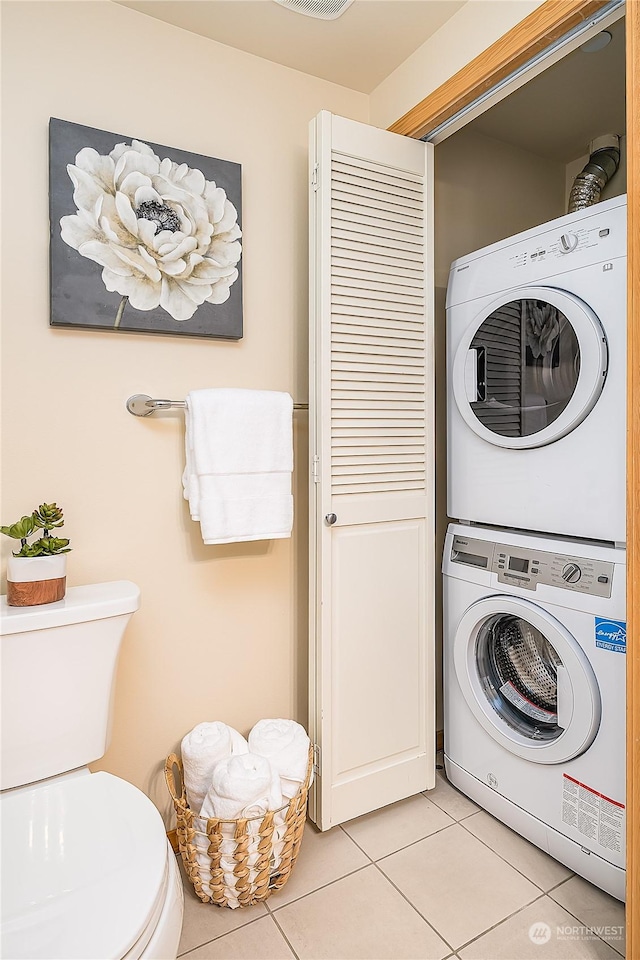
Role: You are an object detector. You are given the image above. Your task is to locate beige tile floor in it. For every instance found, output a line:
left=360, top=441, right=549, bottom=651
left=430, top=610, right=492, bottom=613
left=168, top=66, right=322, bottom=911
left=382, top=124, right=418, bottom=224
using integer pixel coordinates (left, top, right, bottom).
left=175, top=762, right=625, bottom=960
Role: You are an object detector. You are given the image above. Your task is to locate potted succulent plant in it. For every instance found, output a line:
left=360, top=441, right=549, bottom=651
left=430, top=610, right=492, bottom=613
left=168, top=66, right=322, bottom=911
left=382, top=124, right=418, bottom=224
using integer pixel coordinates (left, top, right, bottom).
left=2, top=503, right=71, bottom=606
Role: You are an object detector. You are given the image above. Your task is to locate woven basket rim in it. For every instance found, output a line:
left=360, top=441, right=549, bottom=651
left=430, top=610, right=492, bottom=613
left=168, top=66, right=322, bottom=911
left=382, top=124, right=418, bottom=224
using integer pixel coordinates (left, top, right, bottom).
left=189, top=793, right=303, bottom=827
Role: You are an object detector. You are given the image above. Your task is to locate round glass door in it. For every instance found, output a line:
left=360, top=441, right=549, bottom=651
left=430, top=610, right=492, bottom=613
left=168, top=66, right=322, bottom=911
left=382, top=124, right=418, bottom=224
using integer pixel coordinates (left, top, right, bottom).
left=454, top=596, right=601, bottom=763
left=452, top=286, right=608, bottom=449
left=476, top=612, right=564, bottom=742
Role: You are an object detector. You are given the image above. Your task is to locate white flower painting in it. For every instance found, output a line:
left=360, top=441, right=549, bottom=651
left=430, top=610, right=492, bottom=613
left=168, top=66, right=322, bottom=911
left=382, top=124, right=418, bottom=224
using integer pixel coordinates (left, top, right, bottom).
left=49, top=119, right=243, bottom=338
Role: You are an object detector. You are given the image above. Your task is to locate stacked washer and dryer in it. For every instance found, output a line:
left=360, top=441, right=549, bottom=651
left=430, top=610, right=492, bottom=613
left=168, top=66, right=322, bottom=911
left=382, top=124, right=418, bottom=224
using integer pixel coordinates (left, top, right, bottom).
left=443, top=194, right=627, bottom=901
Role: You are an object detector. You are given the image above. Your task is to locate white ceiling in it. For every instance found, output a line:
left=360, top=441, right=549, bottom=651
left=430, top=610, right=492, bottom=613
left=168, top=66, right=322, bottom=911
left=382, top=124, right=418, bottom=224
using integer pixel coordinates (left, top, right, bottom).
left=115, top=0, right=466, bottom=93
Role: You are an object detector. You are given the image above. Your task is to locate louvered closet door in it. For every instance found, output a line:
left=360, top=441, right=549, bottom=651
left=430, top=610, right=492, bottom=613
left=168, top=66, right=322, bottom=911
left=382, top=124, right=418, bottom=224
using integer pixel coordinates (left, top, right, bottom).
left=309, top=112, right=434, bottom=829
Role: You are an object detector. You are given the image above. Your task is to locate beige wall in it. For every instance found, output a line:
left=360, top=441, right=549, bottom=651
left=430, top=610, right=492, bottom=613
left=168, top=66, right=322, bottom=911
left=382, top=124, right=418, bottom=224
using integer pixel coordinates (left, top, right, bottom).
left=435, top=127, right=566, bottom=286
left=369, top=0, right=545, bottom=131
left=1, top=1, right=367, bottom=818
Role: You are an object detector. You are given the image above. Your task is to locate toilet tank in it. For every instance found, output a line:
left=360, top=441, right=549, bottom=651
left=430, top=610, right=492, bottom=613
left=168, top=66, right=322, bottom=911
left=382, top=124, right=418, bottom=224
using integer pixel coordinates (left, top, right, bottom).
left=0, top=581, right=140, bottom=790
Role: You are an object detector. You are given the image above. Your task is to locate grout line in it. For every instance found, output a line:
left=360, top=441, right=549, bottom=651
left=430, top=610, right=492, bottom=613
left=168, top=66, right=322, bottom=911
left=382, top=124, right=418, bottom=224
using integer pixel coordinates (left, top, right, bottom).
left=547, top=888, right=626, bottom=957
left=457, top=814, right=561, bottom=896
left=177, top=911, right=269, bottom=957
left=268, top=909, right=301, bottom=960
left=545, top=873, right=576, bottom=894
left=421, top=787, right=480, bottom=822
left=338, top=823, right=375, bottom=863
left=453, top=890, right=548, bottom=954
left=343, top=817, right=462, bottom=868
left=370, top=859, right=456, bottom=957
left=267, top=863, right=372, bottom=913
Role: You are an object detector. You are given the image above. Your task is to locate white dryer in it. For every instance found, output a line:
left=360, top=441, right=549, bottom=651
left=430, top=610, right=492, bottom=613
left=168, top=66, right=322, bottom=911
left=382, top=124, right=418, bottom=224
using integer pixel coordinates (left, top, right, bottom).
left=443, top=522, right=626, bottom=901
left=447, top=195, right=626, bottom=543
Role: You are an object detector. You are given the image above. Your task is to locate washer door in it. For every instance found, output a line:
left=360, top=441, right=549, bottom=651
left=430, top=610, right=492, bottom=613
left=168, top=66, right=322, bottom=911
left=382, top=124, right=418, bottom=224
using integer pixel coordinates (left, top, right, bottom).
left=453, top=596, right=601, bottom=764
left=452, top=286, right=607, bottom=449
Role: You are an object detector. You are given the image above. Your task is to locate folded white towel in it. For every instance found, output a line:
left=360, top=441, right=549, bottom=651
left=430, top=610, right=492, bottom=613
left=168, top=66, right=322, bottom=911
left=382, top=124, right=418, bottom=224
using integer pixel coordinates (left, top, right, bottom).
left=201, top=752, right=283, bottom=821
left=248, top=718, right=310, bottom=799
left=181, top=721, right=248, bottom=815
left=182, top=388, right=294, bottom=544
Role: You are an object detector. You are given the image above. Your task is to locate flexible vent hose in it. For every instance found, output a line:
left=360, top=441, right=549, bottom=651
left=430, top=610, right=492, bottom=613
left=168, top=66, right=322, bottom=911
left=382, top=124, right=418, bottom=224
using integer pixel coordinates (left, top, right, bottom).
left=567, top=135, right=620, bottom=212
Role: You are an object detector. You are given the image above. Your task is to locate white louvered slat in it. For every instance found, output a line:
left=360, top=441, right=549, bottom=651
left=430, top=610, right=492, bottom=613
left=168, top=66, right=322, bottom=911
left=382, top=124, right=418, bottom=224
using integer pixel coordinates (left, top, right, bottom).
left=328, top=151, right=426, bottom=496
left=332, top=227, right=423, bottom=255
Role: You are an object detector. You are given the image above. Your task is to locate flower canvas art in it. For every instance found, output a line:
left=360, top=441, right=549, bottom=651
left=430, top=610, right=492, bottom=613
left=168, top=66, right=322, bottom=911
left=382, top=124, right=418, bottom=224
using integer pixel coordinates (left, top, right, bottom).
left=49, top=118, right=243, bottom=339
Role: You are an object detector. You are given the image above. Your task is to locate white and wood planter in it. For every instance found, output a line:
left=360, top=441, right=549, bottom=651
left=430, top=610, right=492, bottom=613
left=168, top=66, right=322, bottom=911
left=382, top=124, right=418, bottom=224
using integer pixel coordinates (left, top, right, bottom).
left=6, top=555, right=67, bottom=606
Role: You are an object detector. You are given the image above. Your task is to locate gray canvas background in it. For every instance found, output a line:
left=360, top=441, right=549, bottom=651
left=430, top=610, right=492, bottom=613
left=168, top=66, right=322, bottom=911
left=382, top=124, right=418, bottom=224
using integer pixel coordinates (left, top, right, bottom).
left=49, top=118, right=243, bottom=339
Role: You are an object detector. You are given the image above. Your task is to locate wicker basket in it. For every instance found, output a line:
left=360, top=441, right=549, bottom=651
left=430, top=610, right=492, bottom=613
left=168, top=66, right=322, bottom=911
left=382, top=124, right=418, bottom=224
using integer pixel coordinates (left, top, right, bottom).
left=165, top=746, right=313, bottom=907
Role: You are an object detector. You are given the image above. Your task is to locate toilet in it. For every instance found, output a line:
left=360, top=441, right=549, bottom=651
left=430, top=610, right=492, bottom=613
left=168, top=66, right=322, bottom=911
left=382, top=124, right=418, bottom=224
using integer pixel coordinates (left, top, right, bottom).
left=0, top=581, right=184, bottom=960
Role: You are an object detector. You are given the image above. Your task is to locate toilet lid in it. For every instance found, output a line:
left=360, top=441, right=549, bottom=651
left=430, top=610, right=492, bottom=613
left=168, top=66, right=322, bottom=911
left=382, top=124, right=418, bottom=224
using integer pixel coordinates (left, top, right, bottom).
left=1, top=772, right=169, bottom=960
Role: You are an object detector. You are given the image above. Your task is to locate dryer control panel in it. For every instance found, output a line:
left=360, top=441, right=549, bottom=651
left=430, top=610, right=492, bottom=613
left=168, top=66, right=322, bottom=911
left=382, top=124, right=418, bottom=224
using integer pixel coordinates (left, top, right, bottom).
left=450, top=534, right=614, bottom=597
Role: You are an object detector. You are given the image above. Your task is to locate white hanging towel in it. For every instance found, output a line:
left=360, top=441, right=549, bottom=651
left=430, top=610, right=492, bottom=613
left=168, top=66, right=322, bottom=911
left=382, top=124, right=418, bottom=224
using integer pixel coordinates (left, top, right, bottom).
left=182, top=388, right=294, bottom=544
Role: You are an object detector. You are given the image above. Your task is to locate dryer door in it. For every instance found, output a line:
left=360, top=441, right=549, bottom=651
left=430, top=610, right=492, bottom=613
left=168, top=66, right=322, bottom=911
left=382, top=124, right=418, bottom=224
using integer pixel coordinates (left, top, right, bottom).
left=451, top=286, right=607, bottom=449
left=453, top=596, right=601, bottom=764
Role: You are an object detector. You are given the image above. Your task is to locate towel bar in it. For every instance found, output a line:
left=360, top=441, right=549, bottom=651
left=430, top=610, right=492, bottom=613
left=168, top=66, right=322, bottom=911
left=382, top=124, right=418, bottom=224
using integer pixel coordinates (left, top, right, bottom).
left=126, top=394, right=308, bottom=417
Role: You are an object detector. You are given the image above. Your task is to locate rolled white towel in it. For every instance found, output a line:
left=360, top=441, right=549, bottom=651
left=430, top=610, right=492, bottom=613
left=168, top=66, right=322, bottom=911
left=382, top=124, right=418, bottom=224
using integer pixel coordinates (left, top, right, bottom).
left=248, top=718, right=310, bottom=799
left=201, top=752, right=283, bottom=821
left=181, top=721, right=249, bottom=814
left=200, top=754, right=282, bottom=907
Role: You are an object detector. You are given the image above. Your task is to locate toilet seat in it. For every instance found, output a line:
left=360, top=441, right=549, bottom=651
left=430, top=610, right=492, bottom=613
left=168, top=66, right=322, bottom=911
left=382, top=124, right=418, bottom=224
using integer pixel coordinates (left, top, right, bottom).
left=1, top=771, right=171, bottom=959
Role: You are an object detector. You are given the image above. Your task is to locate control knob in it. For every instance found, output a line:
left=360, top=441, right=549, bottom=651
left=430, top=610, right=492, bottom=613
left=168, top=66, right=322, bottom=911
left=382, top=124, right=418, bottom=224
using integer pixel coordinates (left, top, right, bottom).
left=559, top=232, right=579, bottom=253
left=562, top=562, right=582, bottom=583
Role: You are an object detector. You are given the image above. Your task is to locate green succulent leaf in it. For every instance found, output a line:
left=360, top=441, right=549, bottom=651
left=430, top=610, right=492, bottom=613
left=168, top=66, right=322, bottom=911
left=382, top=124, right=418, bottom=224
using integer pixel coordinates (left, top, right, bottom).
left=38, top=536, right=71, bottom=555
left=1, top=515, right=37, bottom=540
left=15, top=541, right=45, bottom=557
left=33, top=503, right=64, bottom=530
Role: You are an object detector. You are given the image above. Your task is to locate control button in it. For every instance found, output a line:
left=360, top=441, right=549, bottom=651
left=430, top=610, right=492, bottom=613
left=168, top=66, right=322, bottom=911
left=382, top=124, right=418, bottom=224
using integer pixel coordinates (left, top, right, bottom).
left=559, top=232, right=578, bottom=253
left=599, top=228, right=610, bottom=238
left=597, top=575, right=609, bottom=584
left=562, top=562, right=582, bottom=583
left=498, top=553, right=506, bottom=558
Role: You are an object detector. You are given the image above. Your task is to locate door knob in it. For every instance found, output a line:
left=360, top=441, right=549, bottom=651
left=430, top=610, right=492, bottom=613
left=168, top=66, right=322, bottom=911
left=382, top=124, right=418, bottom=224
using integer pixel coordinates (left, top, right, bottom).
left=325, top=513, right=337, bottom=525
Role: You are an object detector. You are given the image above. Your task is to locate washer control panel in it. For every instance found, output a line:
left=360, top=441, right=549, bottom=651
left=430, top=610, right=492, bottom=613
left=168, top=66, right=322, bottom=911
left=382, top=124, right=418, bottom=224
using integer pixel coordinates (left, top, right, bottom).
left=450, top=534, right=614, bottom=597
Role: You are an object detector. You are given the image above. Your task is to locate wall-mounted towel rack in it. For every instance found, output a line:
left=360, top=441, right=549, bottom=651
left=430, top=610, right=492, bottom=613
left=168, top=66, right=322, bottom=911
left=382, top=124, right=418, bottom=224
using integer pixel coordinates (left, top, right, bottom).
left=126, top=394, right=308, bottom=417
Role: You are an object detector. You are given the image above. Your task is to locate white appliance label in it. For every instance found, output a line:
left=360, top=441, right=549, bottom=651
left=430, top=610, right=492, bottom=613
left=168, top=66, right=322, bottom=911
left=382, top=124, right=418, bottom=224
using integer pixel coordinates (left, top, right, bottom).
left=595, top=617, right=626, bottom=654
left=562, top=774, right=624, bottom=852
left=500, top=681, right=557, bottom=723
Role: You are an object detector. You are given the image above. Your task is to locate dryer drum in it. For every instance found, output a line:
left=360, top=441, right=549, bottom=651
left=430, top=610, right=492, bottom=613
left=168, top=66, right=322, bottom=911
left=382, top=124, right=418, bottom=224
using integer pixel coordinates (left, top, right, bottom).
left=477, top=614, right=564, bottom=739
left=469, top=300, right=581, bottom=439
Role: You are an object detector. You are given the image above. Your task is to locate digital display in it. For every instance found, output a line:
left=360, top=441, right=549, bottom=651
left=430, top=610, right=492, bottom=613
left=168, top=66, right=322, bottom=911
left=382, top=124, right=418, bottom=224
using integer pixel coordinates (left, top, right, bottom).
left=508, top=556, right=529, bottom=574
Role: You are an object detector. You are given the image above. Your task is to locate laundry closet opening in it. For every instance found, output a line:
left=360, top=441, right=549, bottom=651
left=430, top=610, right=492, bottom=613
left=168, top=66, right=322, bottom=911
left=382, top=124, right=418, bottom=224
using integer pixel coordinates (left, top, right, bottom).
left=431, top=13, right=626, bottom=734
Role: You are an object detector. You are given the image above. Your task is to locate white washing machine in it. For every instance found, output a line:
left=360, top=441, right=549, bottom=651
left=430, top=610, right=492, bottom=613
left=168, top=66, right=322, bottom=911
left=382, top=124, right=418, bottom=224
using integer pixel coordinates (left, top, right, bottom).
left=447, top=195, right=626, bottom=543
left=443, top=522, right=626, bottom=901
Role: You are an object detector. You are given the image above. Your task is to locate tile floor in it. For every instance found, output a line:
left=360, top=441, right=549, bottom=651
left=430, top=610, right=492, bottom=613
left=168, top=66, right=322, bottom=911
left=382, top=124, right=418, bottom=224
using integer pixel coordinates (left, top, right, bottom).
left=175, top=762, right=625, bottom=960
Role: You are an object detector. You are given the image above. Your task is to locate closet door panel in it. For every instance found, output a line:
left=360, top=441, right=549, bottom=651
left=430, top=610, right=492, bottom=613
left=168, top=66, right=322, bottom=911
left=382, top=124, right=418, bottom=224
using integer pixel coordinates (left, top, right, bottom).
left=309, top=111, right=435, bottom=829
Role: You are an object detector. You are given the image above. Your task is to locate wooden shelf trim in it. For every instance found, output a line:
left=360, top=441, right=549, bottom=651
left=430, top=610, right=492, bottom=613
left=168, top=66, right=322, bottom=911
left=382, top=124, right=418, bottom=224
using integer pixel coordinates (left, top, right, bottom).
left=388, top=0, right=613, bottom=140
left=626, top=2, right=639, bottom=955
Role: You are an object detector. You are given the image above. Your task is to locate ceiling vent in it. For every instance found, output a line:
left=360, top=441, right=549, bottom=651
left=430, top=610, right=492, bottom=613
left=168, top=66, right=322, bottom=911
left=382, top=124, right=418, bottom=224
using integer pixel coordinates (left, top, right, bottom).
left=273, top=0, right=354, bottom=20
